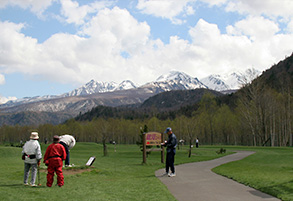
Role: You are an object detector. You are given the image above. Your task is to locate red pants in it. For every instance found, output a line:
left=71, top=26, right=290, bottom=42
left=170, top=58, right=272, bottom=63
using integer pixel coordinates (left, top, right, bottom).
left=46, top=158, right=64, bottom=187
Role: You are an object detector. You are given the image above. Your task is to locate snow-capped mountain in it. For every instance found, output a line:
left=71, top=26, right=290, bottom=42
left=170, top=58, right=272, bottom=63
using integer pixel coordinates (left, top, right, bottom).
left=141, top=71, right=207, bottom=93
left=200, top=68, right=261, bottom=91
left=0, top=80, right=137, bottom=106
left=0, top=68, right=259, bottom=107
left=65, top=80, right=137, bottom=96
left=115, top=80, right=137, bottom=91
left=66, top=71, right=207, bottom=97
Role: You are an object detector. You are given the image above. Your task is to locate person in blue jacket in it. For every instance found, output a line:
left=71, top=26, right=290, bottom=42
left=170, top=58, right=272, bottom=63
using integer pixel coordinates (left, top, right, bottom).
left=161, top=127, right=177, bottom=177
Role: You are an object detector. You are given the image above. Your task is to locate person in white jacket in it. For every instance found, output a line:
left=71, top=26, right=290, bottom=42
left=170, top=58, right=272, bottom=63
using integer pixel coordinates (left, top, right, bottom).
left=22, top=132, right=42, bottom=186
left=59, top=134, right=76, bottom=167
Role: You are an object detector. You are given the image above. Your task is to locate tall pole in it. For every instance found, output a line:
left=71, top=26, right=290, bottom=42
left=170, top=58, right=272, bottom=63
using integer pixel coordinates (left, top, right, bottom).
left=142, top=133, right=146, bottom=164
left=161, top=133, right=164, bottom=163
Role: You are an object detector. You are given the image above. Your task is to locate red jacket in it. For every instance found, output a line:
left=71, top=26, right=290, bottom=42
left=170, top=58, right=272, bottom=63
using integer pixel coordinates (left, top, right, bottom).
left=44, top=143, right=66, bottom=162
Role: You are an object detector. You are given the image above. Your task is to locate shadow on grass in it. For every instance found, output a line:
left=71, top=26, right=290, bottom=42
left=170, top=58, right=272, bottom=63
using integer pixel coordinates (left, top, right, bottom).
left=0, top=183, right=46, bottom=188
left=259, top=180, right=293, bottom=200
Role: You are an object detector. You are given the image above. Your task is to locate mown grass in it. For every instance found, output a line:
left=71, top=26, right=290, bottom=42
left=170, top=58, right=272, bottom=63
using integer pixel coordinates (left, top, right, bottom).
left=212, top=146, right=293, bottom=201
left=0, top=143, right=230, bottom=201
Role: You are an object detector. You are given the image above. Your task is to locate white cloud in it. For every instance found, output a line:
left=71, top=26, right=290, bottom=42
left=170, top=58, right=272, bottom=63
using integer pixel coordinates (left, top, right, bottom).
left=187, top=18, right=293, bottom=76
left=0, top=0, right=55, bottom=16
left=60, top=0, right=114, bottom=25
left=80, top=7, right=150, bottom=55
left=0, top=21, right=40, bottom=73
left=0, top=7, right=153, bottom=85
left=225, top=0, right=293, bottom=20
left=0, top=74, right=5, bottom=85
left=0, top=95, right=17, bottom=104
left=226, top=16, right=280, bottom=41
left=287, top=19, right=293, bottom=33
left=136, top=0, right=196, bottom=24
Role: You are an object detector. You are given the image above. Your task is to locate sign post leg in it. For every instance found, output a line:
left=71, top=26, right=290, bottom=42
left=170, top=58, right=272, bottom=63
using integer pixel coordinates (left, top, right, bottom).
left=143, top=133, right=146, bottom=164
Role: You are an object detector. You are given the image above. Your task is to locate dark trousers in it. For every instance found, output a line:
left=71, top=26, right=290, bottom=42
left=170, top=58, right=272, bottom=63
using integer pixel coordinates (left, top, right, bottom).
left=59, top=141, right=70, bottom=165
left=166, top=151, right=175, bottom=174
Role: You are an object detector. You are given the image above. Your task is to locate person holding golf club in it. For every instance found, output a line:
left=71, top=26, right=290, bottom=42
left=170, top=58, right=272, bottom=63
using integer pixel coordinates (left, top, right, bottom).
left=59, top=134, right=76, bottom=167
left=22, top=132, right=42, bottom=187
left=161, top=127, right=177, bottom=177
left=44, top=135, right=66, bottom=187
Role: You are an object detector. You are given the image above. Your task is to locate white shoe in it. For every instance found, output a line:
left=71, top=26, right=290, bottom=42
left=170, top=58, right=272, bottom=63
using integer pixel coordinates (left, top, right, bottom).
left=24, top=183, right=29, bottom=186
left=65, top=165, right=72, bottom=167
left=30, top=184, right=37, bottom=187
left=168, top=173, right=176, bottom=177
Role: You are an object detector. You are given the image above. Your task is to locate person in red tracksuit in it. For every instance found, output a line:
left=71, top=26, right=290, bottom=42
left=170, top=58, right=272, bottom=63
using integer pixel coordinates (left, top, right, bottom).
left=44, top=135, right=66, bottom=187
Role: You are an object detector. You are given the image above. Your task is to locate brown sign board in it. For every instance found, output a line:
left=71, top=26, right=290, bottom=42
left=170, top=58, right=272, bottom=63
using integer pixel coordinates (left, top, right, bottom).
left=143, top=132, right=164, bottom=164
left=145, top=132, right=162, bottom=146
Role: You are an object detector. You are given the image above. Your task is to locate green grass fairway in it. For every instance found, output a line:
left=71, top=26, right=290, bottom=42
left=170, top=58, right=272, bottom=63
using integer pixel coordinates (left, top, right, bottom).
left=0, top=143, right=230, bottom=201
left=212, top=146, right=293, bottom=201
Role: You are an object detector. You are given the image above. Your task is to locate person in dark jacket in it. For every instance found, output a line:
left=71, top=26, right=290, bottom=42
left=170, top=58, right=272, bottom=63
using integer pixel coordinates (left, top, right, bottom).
left=161, top=127, right=177, bottom=177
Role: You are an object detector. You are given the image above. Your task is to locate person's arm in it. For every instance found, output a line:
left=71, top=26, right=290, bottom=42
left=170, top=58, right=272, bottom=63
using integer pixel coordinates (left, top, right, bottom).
left=68, top=136, right=76, bottom=149
left=36, top=142, right=42, bottom=160
left=36, top=142, right=42, bottom=166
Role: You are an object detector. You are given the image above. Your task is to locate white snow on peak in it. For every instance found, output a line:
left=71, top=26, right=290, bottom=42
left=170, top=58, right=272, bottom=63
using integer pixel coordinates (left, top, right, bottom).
left=65, top=79, right=137, bottom=97
left=200, top=68, right=261, bottom=91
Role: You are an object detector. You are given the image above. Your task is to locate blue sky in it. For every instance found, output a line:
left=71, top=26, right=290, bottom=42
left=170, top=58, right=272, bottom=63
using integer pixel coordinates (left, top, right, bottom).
left=0, top=0, right=293, bottom=103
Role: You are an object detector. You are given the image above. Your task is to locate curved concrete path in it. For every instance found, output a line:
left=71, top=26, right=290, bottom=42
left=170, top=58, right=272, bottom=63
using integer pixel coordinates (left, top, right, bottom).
left=155, top=151, right=280, bottom=201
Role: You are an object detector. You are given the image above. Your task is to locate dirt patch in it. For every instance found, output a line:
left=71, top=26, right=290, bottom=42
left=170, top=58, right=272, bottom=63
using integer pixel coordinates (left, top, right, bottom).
left=40, top=167, right=93, bottom=175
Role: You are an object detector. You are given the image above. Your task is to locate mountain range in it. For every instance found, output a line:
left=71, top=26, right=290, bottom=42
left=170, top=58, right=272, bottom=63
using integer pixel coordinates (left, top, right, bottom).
left=0, top=68, right=261, bottom=126
left=66, top=68, right=260, bottom=95
left=0, top=68, right=260, bottom=107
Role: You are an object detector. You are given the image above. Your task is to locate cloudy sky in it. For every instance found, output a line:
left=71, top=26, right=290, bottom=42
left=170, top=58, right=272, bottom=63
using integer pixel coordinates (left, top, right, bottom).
left=0, top=0, right=293, bottom=103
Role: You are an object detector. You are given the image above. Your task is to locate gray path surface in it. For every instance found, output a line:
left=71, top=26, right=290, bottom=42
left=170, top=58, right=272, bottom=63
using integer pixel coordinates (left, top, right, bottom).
left=155, top=151, right=281, bottom=201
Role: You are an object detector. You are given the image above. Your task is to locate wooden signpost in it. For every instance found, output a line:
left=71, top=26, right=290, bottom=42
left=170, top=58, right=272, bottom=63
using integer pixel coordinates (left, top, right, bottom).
left=142, top=132, right=164, bottom=164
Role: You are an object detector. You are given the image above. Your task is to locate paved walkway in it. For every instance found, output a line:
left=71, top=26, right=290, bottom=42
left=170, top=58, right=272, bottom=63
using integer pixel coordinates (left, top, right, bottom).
left=155, top=151, right=281, bottom=201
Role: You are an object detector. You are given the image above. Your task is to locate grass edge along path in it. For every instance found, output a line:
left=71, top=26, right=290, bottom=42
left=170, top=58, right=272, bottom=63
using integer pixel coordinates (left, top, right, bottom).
left=212, top=146, right=293, bottom=201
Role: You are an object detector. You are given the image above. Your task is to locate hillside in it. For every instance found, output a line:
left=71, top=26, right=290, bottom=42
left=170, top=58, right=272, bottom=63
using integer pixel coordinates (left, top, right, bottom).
left=140, top=88, right=223, bottom=110
left=0, top=89, right=154, bottom=126
left=74, top=88, right=223, bottom=121
left=257, top=53, right=293, bottom=92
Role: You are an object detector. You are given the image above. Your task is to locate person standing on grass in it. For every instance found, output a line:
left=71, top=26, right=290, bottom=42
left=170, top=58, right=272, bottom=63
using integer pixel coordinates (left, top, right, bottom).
left=59, top=134, right=76, bottom=167
left=22, top=132, right=42, bottom=187
left=196, top=138, right=199, bottom=148
left=161, top=127, right=177, bottom=177
left=44, top=135, right=66, bottom=187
